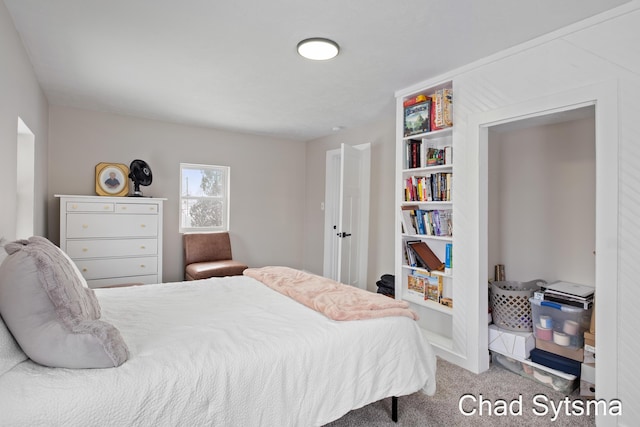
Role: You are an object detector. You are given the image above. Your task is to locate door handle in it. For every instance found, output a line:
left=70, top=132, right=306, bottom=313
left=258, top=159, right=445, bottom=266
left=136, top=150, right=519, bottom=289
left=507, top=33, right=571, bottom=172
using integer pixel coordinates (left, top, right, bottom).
left=337, top=232, right=352, bottom=238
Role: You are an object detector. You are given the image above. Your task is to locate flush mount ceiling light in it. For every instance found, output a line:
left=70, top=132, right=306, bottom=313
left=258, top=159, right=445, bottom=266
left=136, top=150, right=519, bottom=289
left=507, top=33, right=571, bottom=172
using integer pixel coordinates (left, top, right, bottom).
left=297, top=38, right=340, bottom=60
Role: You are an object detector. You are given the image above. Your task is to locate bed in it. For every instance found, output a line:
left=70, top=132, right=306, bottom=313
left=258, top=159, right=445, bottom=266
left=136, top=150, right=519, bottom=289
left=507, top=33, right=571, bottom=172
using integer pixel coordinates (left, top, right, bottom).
left=0, top=237, right=436, bottom=426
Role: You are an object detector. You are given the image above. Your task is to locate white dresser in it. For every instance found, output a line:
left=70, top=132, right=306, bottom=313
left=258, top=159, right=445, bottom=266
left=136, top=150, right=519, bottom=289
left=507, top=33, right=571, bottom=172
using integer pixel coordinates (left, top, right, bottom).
left=56, top=195, right=165, bottom=288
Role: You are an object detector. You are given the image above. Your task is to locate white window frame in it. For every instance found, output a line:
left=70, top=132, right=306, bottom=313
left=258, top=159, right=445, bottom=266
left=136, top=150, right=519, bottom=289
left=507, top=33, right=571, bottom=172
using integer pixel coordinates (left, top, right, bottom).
left=179, top=163, right=230, bottom=233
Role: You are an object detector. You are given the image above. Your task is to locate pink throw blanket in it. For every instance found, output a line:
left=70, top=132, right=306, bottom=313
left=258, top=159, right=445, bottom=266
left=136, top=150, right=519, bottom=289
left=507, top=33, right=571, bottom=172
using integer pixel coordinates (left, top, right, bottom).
left=243, top=266, right=418, bottom=321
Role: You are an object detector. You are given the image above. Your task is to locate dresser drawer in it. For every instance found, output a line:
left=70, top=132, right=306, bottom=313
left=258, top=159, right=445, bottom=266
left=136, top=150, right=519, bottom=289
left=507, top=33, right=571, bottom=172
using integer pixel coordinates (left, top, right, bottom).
left=66, top=238, right=158, bottom=259
left=115, top=203, right=159, bottom=214
left=67, top=202, right=114, bottom=212
left=74, top=257, right=158, bottom=280
left=67, top=214, right=158, bottom=238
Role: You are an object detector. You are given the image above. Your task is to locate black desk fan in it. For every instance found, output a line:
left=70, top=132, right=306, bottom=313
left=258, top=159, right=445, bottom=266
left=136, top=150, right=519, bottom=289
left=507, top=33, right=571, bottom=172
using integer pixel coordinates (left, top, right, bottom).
left=128, top=159, right=152, bottom=197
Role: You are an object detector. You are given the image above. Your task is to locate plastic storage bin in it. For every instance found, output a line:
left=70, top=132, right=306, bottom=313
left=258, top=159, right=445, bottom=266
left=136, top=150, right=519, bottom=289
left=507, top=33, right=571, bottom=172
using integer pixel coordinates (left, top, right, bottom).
left=529, top=298, right=592, bottom=349
left=491, top=351, right=578, bottom=394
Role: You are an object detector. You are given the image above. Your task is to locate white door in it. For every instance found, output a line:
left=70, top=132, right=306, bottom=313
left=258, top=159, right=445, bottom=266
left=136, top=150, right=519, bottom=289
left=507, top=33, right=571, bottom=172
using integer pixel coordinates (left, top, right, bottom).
left=323, top=143, right=371, bottom=288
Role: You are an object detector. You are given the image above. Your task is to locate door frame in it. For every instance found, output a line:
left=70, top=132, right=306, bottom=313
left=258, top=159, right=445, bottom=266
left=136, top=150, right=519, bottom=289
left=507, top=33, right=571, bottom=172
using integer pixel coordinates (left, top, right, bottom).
left=323, top=143, right=371, bottom=288
left=467, top=81, right=618, bottom=407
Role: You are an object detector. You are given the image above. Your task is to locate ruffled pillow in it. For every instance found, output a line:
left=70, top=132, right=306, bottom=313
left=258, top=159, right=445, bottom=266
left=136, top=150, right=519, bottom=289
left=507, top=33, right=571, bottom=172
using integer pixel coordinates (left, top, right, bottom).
left=0, top=236, right=129, bottom=368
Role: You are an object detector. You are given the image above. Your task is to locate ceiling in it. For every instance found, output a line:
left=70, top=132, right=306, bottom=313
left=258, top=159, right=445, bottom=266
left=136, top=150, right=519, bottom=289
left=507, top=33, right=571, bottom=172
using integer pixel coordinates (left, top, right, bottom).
left=4, top=0, right=630, bottom=142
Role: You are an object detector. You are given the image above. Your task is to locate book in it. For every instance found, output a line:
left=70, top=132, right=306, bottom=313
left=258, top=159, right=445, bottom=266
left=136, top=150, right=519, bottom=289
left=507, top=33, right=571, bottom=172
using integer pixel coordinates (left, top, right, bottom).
left=407, top=274, right=425, bottom=298
left=400, top=205, right=419, bottom=235
left=445, top=243, right=452, bottom=275
left=406, top=139, right=422, bottom=168
left=404, top=99, right=431, bottom=136
left=442, top=88, right=453, bottom=127
left=430, top=93, right=441, bottom=132
left=424, top=275, right=442, bottom=303
left=444, top=145, right=453, bottom=165
left=407, top=241, right=444, bottom=272
left=403, top=94, right=427, bottom=108
left=403, top=239, right=422, bottom=267
left=414, top=209, right=426, bottom=234
left=542, top=281, right=595, bottom=298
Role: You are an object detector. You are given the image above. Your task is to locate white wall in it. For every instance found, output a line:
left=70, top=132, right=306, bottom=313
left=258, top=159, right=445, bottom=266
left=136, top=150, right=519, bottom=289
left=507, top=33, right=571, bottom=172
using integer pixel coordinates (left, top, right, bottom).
left=0, top=1, right=49, bottom=240
left=488, top=117, right=596, bottom=286
left=303, top=107, right=396, bottom=291
left=47, top=106, right=307, bottom=282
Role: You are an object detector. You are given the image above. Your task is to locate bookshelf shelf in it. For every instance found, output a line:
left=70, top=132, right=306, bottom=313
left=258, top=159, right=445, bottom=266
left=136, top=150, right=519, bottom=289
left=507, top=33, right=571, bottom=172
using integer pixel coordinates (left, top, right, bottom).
left=402, top=164, right=452, bottom=174
left=402, top=234, right=452, bottom=242
left=419, top=328, right=460, bottom=356
left=404, top=292, right=453, bottom=315
left=401, top=201, right=452, bottom=208
left=401, top=264, right=452, bottom=278
left=402, top=127, right=452, bottom=141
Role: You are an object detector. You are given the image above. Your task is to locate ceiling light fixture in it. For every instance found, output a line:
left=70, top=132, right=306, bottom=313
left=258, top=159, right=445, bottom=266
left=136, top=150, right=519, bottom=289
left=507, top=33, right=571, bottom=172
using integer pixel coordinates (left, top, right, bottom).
left=297, top=38, right=340, bottom=61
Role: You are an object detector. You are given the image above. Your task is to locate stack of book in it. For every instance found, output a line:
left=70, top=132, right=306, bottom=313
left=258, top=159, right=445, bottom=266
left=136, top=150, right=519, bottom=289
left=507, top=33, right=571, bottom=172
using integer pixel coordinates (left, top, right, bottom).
left=539, top=281, right=594, bottom=309
left=403, top=89, right=453, bottom=137
left=403, top=240, right=444, bottom=272
left=406, top=269, right=443, bottom=303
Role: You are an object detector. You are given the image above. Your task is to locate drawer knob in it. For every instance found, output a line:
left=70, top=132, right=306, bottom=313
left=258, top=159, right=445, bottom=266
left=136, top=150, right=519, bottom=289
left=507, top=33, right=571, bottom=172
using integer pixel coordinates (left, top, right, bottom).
left=140, top=246, right=146, bottom=249
left=82, top=268, right=88, bottom=272
left=82, top=224, right=88, bottom=229
left=71, top=204, right=78, bottom=209
left=104, top=205, right=110, bottom=210
left=140, top=264, right=146, bottom=268
left=82, top=248, right=88, bottom=252
left=121, top=206, right=127, bottom=210
left=140, top=224, right=146, bottom=228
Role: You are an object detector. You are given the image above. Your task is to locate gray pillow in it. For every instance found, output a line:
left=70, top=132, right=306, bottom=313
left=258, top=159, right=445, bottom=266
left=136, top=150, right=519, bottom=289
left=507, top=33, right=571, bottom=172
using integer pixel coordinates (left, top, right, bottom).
left=0, top=236, right=129, bottom=368
left=0, top=236, right=7, bottom=266
left=0, top=237, right=29, bottom=376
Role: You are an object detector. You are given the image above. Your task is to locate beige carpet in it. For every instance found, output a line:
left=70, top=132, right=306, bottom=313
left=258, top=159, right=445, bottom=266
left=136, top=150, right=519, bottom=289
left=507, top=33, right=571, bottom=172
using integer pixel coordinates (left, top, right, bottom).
left=325, top=356, right=596, bottom=426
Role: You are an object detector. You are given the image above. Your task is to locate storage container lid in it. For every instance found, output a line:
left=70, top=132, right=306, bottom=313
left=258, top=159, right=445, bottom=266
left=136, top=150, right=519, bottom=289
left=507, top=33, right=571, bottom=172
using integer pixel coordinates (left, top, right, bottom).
left=529, top=297, right=584, bottom=313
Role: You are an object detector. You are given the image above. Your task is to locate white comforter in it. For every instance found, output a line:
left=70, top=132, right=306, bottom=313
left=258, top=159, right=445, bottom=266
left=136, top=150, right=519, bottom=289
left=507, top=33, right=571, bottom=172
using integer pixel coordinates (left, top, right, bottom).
left=0, top=276, right=436, bottom=426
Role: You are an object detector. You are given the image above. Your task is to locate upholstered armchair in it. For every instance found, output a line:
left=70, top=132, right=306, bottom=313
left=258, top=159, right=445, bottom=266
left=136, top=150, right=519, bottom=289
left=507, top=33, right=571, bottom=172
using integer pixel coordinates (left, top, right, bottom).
left=183, top=232, right=248, bottom=280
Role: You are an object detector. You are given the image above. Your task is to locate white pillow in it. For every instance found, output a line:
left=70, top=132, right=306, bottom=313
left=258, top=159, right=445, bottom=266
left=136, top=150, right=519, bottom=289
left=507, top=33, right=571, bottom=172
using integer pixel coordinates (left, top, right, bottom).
left=0, top=236, right=129, bottom=368
left=0, top=237, right=28, bottom=376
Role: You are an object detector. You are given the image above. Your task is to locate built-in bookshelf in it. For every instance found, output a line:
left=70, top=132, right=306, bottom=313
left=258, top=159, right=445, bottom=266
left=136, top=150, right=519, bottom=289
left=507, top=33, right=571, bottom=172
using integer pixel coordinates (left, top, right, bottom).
left=395, top=81, right=455, bottom=354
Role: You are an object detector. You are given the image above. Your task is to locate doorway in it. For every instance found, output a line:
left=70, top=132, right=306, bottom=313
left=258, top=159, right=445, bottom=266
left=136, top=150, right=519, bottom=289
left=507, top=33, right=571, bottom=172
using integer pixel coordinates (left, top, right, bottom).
left=468, top=81, right=618, bottom=402
left=323, top=143, right=371, bottom=289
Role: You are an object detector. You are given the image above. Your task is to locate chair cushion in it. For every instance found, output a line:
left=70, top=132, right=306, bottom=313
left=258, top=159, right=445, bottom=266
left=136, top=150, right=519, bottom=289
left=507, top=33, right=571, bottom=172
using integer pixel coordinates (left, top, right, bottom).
left=183, top=232, right=233, bottom=264
left=186, top=260, right=248, bottom=280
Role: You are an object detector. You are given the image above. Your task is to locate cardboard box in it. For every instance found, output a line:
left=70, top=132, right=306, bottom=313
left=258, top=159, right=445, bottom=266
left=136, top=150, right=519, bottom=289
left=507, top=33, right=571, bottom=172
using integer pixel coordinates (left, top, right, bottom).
left=584, top=344, right=596, bottom=364
left=580, top=380, right=596, bottom=398
left=535, top=338, right=584, bottom=362
left=489, top=324, right=535, bottom=360
left=590, top=303, right=595, bottom=334
left=584, top=331, right=595, bottom=347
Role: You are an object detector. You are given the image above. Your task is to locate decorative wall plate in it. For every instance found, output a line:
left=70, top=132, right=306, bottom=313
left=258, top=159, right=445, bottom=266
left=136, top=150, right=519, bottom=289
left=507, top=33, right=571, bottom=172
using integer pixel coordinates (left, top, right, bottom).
left=95, top=162, right=129, bottom=196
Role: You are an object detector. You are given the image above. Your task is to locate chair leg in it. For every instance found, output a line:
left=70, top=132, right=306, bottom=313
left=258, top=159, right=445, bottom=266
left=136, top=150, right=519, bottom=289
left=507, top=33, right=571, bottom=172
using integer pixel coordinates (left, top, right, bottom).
left=391, top=396, right=398, bottom=422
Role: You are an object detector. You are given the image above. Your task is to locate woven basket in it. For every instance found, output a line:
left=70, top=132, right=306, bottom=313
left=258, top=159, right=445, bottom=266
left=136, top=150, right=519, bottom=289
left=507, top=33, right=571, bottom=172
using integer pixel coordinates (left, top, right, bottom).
left=490, top=280, right=545, bottom=332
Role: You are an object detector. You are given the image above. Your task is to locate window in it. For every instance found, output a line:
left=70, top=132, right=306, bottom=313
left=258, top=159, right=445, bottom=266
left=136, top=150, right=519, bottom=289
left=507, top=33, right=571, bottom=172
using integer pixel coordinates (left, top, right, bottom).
left=180, top=163, right=229, bottom=232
